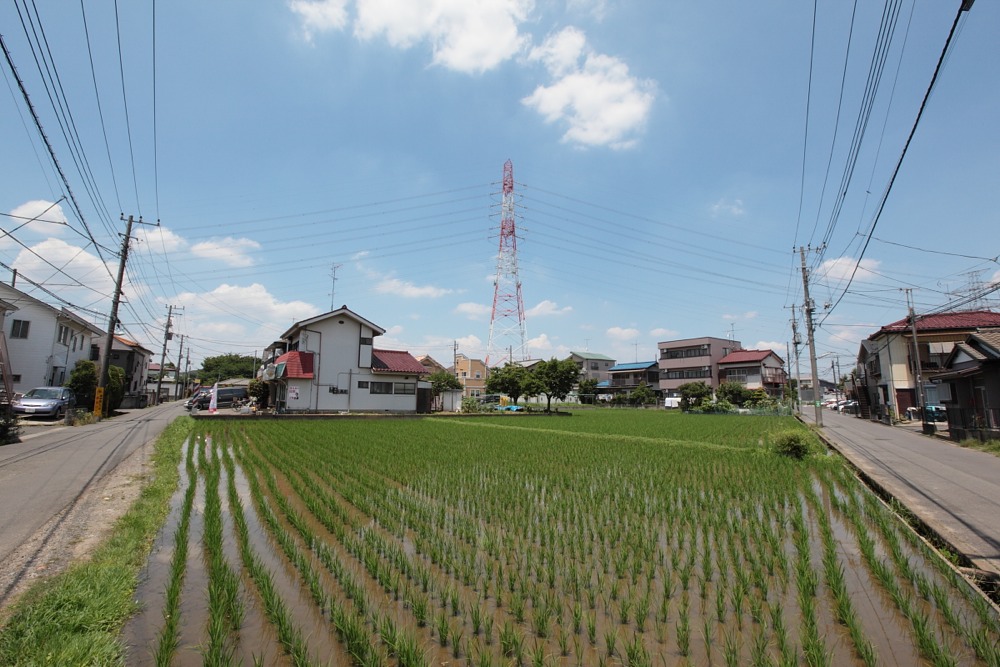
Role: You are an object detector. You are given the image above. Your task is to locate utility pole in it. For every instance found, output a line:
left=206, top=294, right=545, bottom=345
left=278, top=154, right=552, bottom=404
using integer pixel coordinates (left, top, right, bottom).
left=791, top=305, right=803, bottom=414
left=799, top=246, right=823, bottom=427
left=97, top=214, right=157, bottom=417
left=155, top=305, right=181, bottom=404
left=905, top=289, right=928, bottom=432
left=174, top=335, right=185, bottom=400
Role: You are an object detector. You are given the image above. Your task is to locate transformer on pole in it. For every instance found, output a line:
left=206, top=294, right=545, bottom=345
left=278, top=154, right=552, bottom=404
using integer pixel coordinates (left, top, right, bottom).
left=486, top=159, right=527, bottom=368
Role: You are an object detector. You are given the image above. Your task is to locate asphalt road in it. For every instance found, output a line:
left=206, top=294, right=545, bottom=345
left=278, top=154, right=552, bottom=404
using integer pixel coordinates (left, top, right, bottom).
left=0, top=401, right=185, bottom=603
left=803, top=409, right=1000, bottom=580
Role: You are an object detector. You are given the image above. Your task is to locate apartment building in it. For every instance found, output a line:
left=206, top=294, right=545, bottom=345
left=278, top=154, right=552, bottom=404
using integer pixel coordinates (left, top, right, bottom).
left=658, top=336, right=742, bottom=397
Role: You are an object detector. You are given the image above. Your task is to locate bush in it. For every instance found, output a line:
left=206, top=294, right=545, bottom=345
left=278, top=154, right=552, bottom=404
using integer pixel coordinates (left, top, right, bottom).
left=0, top=409, right=21, bottom=444
left=461, top=397, right=481, bottom=414
left=772, top=430, right=811, bottom=459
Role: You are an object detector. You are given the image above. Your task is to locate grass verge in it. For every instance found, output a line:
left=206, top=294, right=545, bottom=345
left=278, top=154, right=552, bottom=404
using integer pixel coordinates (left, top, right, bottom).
left=0, top=416, right=193, bottom=666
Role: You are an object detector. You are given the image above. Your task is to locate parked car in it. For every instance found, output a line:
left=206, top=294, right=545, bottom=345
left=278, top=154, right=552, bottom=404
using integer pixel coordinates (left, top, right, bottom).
left=924, top=405, right=948, bottom=423
left=189, top=386, right=249, bottom=410
left=183, top=388, right=211, bottom=409
left=12, top=386, right=75, bottom=419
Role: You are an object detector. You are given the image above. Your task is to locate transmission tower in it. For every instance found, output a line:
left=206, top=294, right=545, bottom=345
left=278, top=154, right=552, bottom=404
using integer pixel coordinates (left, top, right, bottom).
left=486, top=159, right=527, bottom=368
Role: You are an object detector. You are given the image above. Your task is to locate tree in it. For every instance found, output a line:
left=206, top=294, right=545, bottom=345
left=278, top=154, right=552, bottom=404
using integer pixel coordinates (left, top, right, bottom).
left=678, top=381, right=711, bottom=411
left=630, top=382, right=655, bottom=406
left=578, top=378, right=599, bottom=404
left=485, top=363, right=531, bottom=405
left=200, top=353, right=258, bottom=381
left=66, top=359, right=98, bottom=413
left=248, top=378, right=269, bottom=407
left=428, top=370, right=462, bottom=397
left=717, top=381, right=750, bottom=407
left=532, top=358, right=580, bottom=412
left=106, top=365, right=125, bottom=412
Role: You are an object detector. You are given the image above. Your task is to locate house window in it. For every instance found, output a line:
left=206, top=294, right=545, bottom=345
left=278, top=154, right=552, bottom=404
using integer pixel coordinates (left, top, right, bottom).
left=727, top=369, right=748, bottom=383
left=474, top=372, right=481, bottom=379
left=90, top=344, right=100, bottom=361
left=11, top=320, right=29, bottom=339
left=590, top=362, right=599, bottom=370
left=72, top=336, right=77, bottom=352
left=393, top=382, right=416, bottom=395
left=360, top=337, right=373, bottom=345
left=370, top=382, right=392, bottom=394
left=357, top=381, right=370, bottom=389
left=58, top=325, right=70, bottom=345
left=11, top=374, right=20, bottom=382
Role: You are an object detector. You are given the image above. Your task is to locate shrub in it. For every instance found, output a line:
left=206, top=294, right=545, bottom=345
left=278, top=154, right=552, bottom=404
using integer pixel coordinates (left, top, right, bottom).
left=0, top=409, right=21, bottom=444
left=772, top=430, right=810, bottom=459
left=461, top=397, right=481, bottom=414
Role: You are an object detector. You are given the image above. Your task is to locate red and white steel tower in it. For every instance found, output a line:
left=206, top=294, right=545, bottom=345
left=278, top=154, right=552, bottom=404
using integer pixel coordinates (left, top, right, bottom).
left=486, top=159, right=527, bottom=368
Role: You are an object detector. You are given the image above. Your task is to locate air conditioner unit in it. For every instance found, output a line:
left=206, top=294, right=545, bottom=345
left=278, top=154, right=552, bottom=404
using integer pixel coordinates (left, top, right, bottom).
left=701, top=345, right=708, bottom=350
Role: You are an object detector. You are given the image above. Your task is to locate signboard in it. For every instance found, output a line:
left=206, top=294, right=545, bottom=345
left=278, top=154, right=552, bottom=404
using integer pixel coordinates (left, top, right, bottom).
left=93, top=387, right=105, bottom=416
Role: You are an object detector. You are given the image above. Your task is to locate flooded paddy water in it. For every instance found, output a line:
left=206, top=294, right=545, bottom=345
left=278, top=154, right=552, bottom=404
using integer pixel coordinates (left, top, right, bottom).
left=124, top=413, right=1000, bottom=666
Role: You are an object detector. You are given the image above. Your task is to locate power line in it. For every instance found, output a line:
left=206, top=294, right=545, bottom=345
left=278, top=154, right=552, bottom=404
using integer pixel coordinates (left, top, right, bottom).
left=820, top=0, right=975, bottom=325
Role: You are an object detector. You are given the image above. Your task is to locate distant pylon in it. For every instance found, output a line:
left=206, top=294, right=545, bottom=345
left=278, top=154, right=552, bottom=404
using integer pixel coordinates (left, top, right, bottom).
left=486, top=159, right=527, bottom=368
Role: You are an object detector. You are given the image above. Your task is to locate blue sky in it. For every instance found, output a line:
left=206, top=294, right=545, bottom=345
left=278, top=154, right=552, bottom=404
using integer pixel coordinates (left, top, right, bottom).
left=2, top=1, right=997, bottom=379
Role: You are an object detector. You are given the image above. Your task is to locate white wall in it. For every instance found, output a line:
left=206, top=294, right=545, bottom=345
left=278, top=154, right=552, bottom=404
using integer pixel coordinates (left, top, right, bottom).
left=281, top=315, right=418, bottom=412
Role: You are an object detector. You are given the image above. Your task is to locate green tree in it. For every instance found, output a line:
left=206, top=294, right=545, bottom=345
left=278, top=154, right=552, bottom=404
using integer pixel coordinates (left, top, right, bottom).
left=199, top=353, right=258, bottom=381
left=66, top=359, right=98, bottom=413
left=248, top=378, right=269, bottom=407
left=578, top=378, right=600, bottom=404
left=532, top=358, right=580, bottom=412
left=485, top=363, right=531, bottom=405
left=629, top=382, right=655, bottom=406
left=429, top=370, right=462, bottom=397
left=106, top=365, right=125, bottom=412
left=717, top=381, right=750, bottom=407
left=678, top=381, right=711, bottom=411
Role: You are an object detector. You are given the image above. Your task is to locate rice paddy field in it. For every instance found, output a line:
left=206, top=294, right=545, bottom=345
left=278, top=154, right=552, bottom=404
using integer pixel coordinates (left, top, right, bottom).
left=123, top=411, right=1000, bottom=666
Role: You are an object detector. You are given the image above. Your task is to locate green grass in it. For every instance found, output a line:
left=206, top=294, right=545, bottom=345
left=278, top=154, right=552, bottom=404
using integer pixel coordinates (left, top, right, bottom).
left=0, top=416, right=193, bottom=666
left=957, top=438, right=1000, bottom=457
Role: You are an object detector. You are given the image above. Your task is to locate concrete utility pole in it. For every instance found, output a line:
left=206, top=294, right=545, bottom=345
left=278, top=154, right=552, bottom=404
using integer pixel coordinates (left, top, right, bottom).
left=791, top=305, right=803, bottom=414
left=905, top=289, right=929, bottom=432
left=799, top=246, right=823, bottom=427
left=97, top=214, right=157, bottom=417
left=174, top=335, right=185, bottom=400
left=155, top=305, right=181, bottom=404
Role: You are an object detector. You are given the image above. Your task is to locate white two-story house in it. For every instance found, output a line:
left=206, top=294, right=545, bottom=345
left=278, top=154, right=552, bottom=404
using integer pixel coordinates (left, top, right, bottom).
left=263, top=305, right=428, bottom=413
left=0, top=282, right=104, bottom=394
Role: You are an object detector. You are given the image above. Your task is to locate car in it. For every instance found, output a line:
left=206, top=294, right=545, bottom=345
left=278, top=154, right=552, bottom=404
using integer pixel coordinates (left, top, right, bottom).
left=12, top=386, right=75, bottom=419
left=189, top=386, right=249, bottom=410
left=924, top=405, right=948, bottom=423
left=184, top=388, right=211, bottom=409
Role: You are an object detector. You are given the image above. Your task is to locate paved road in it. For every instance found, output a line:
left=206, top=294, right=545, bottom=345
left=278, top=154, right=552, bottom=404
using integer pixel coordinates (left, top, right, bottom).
left=0, top=401, right=186, bottom=603
left=802, top=409, right=1000, bottom=580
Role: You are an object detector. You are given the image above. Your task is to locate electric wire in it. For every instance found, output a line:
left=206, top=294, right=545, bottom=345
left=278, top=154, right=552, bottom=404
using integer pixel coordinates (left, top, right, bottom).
left=820, top=2, right=973, bottom=326
left=113, top=0, right=142, bottom=216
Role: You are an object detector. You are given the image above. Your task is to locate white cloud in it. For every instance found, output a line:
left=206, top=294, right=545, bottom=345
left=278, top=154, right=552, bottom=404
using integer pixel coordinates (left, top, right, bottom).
left=722, top=311, right=757, bottom=321
left=4, top=200, right=69, bottom=246
left=523, top=27, right=656, bottom=149
left=649, top=327, right=678, bottom=339
left=817, top=257, right=880, bottom=282
left=353, top=0, right=533, bottom=73
left=756, top=341, right=785, bottom=355
left=606, top=326, right=639, bottom=341
left=12, top=238, right=116, bottom=301
left=289, top=0, right=350, bottom=42
left=527, top=332, right=554, bottom=352
left=710, top=198, right=746, bottom=218
left=375, top=277, right=453, bottom=298
left=455, top=302, right=491, bottom=319
left=191, top=237, right=261, bottom=268
left=136, top=225, right=186, bottom=253
left=526, top=299, right=572, bottom=317
left=566, top=0, right=609, bottom=21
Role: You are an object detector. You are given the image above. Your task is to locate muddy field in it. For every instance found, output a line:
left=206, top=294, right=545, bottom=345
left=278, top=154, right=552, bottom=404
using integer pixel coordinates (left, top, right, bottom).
left=122, top=414, right=1000, bottom=666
